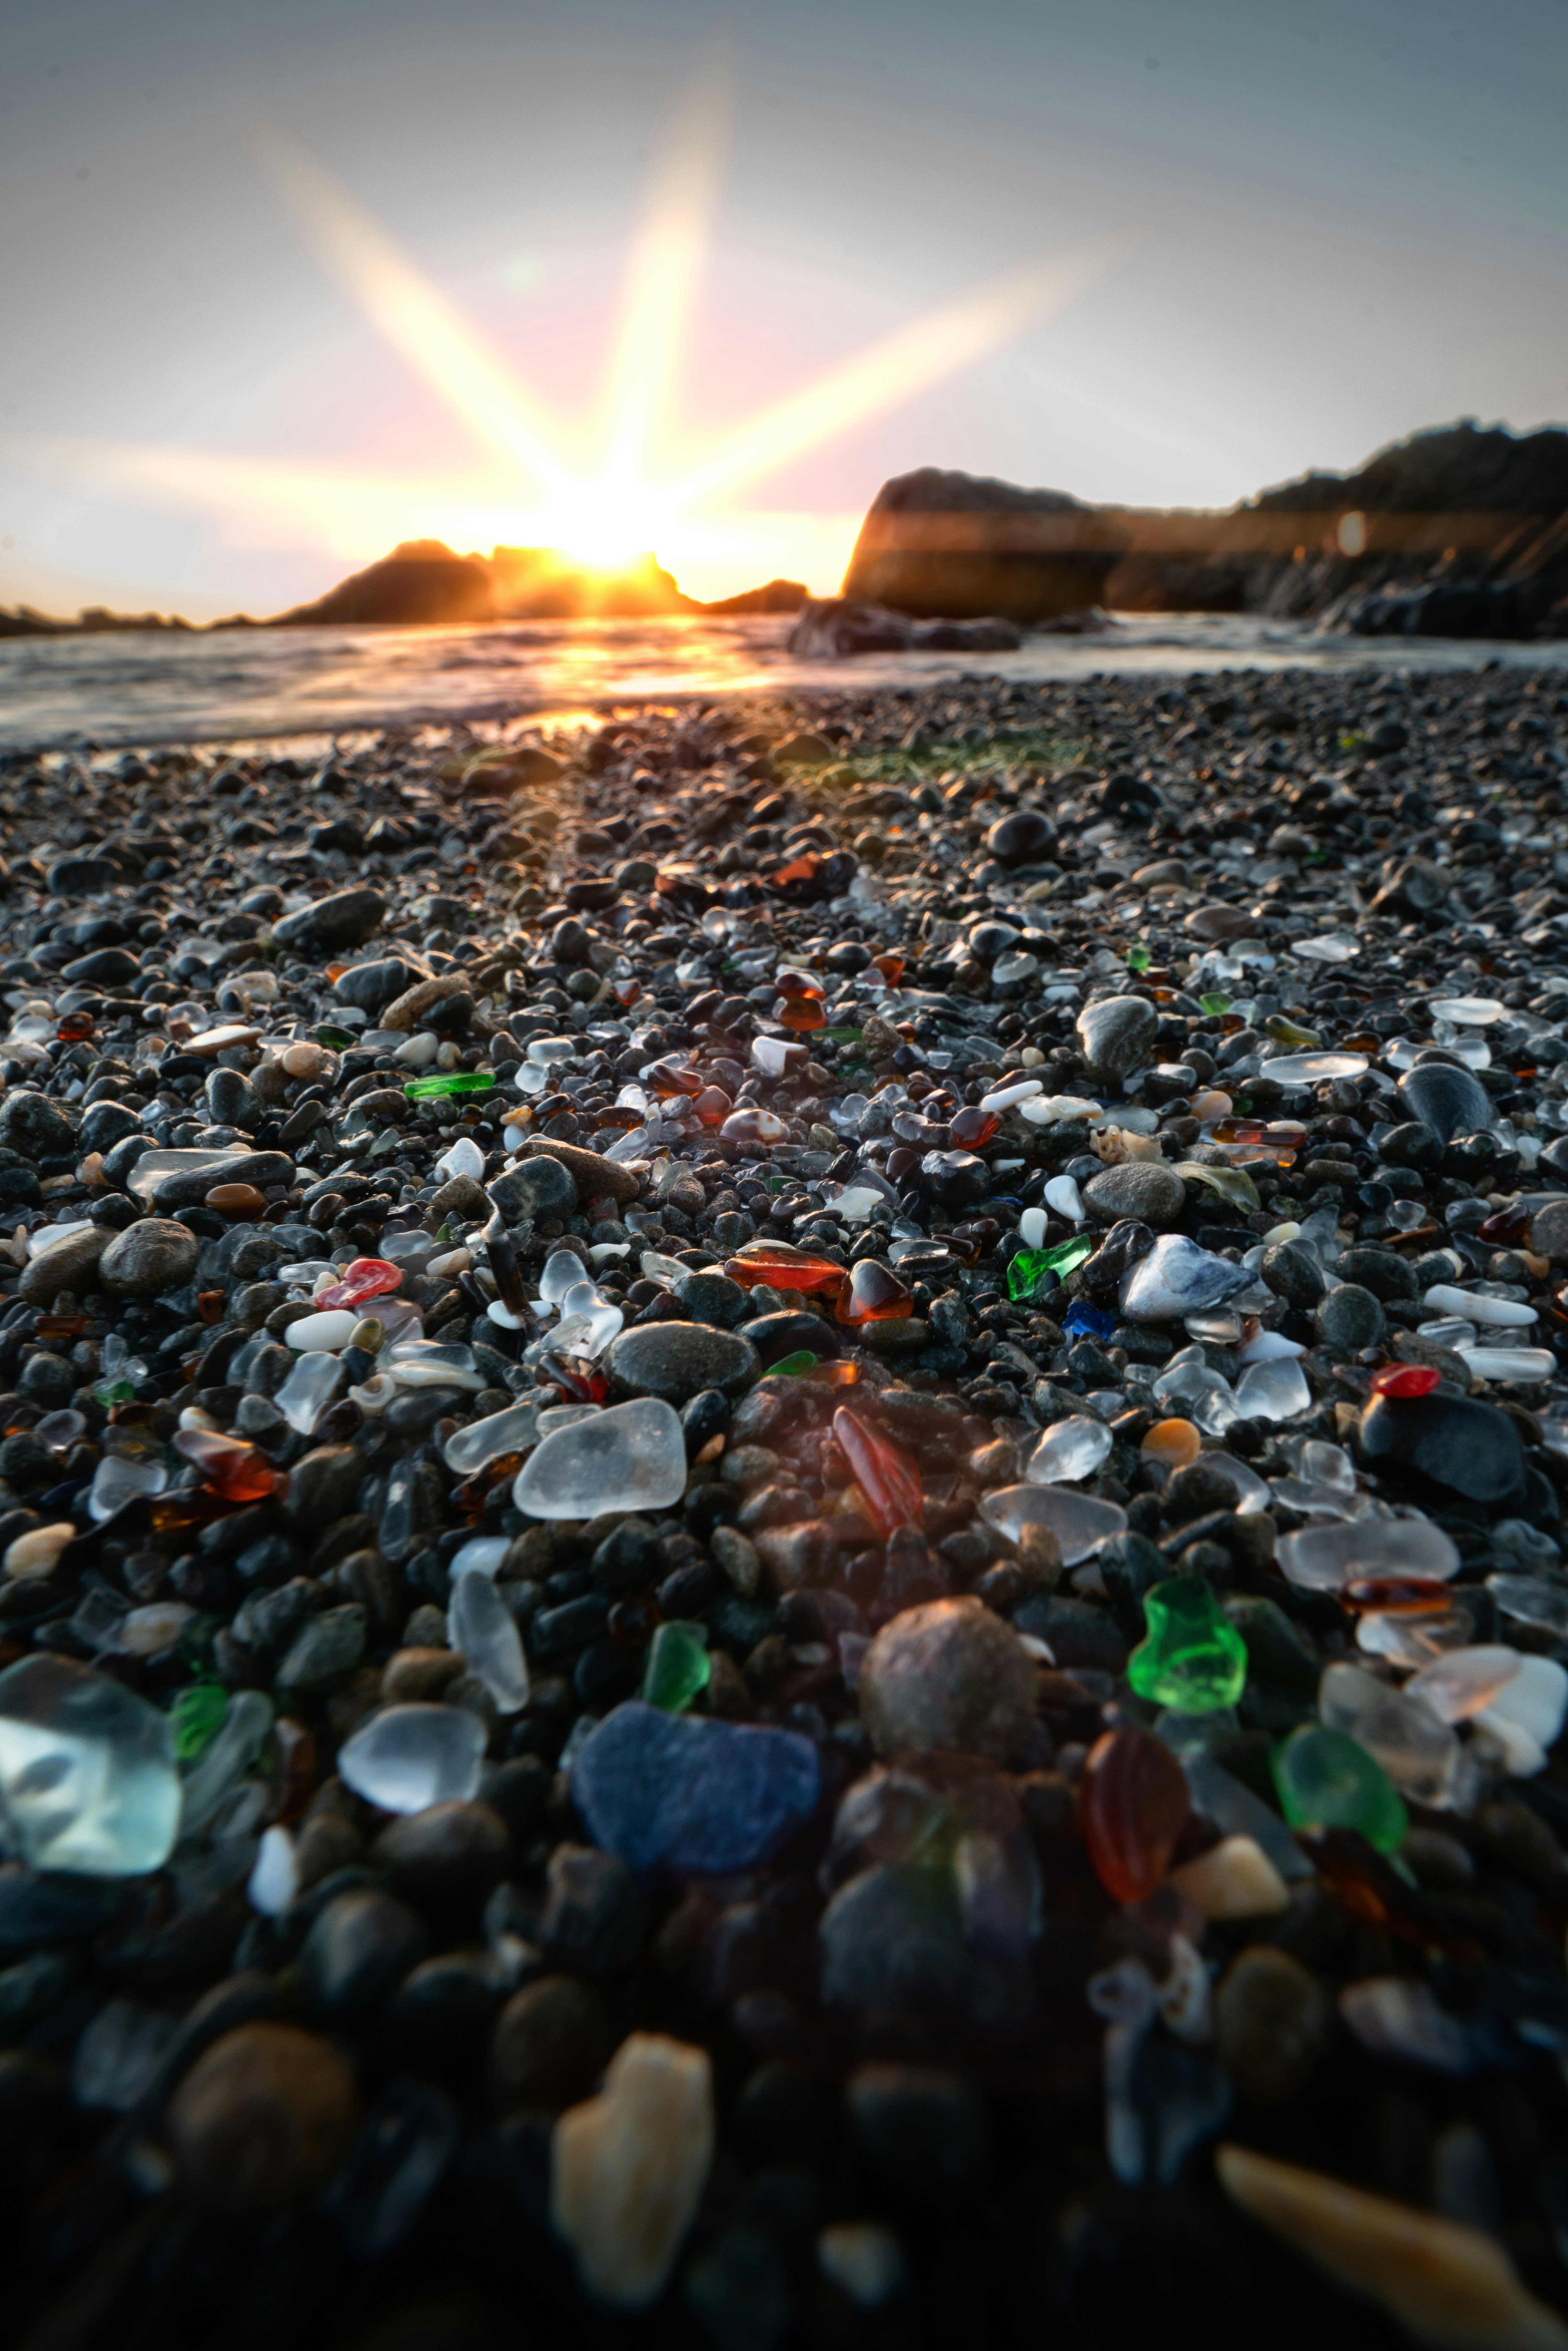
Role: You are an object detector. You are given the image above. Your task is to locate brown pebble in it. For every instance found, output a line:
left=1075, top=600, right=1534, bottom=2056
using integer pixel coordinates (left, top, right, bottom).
left=165, top=2022, right=360, bottom=2211
left=206, top=1182, right=267, bottom=1218
left=489, top=1973, right=610, bottom=2111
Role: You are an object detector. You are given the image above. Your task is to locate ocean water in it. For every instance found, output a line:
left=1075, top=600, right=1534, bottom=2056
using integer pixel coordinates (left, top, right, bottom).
left=3, top=609, right=1566, bottom=754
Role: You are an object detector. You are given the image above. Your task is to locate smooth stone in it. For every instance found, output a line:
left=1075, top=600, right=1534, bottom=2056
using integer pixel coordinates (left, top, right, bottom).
left=571, top=1701, right=820, bottom=1874
left=78, top=1098, right=144, bottom=1155
left=1259, top=1241, right=1326, bottom=1309
left=1397, top=1061, right=1493, bottom=1144
left=280, top=1443, right=364, bottom=1529
left=0, top=1090, right=76, bottom=1162
left=165, top=2023, right=361, bottom=2213
left=1213, top=1952, right=1333, bottom=2104
left=1358, top=1391, right=1526, bottom=1504
left=1336, top=1245, right=1419, bottom=1302
left=490, top=1155, right=580, bottom=1220
left=373, top=1800, right=513, bottom=1919
left=737, top=1309, right=843, bottom=1367
left=606, top=1322, right=760, bottom=1405
left=1529, top=1199, right=1568, bottom=1262
left=272, top=887, right=386, bottom=953
left=489, top=1974, right=610, bottom=2111
left=1084, top=1161, right=1186, bottom=1228
left=1315, top=1283, right=1385, bottom=1352
left=984, top=808, right=1055, bottom=866
left=1076, top=995, right=1157, bottom=1076
left=18, top=1223, right=106, bottom=1306
left=1215, top=2142, right=1568, bottom=2350
left=276, top=1603, right=367, bottom=1692
left=859, top=1597, right=1036, bottom=1763
left=335, top=956, right=419, bottom=1013
left=551, top=2033, right=715, bottom=2312
left=1120, top=1235, right=1251, bottom=1322
left=671, top=1270, right=752, bottom=1328
left=97, top=1218, right=199, bottom=1297
left=298, top=1888, right=428, bottom=2018
left=152, top=1149, right=294, bottom=1210
left=521, top=1137, right=642, bottom=1207
left=514, top=1398, right=688, bottom=1519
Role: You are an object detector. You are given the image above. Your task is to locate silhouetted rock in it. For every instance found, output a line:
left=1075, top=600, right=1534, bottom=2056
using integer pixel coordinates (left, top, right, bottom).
left=842, top=468, right=1130, bottom=621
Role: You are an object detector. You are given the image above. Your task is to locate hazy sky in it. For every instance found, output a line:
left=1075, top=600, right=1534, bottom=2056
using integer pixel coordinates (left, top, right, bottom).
left=1, top=0, right=1565, bottom=614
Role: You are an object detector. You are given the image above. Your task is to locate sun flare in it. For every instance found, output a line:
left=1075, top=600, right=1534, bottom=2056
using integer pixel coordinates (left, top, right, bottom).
left=3, top=75, right=1128, bottom=607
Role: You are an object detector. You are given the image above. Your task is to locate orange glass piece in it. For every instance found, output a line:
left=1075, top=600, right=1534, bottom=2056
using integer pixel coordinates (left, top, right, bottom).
left=648, top=1059, right=705, bottom=1098
left=772, top=854, right=822, bottom=886
left=150, top=1488, right=230, bottom=1532
left=778, top=999, right=827, bottom=1032
left=1079, top=1726, right=1191, bottom=1905
left=871, top=954, right=905, bottom=986
left=811, top=1359, right=861, bottom=1386
left=196, top=1290, right=226, bottom=1326
left=171, top=1428, right=282, bottom=1503
left=273, top=1718, right=318, bottom=1825
left=948, top=1105, right=999, bottom=1150
left=719, top=1108, right=791, bottom=1148
left=35, top=1313, right=88, bottom=1342
left=725, top=1243, right=848, bottom=1296
left=692, top=1086, right=733, bottom=1126
left=1141, top=1416, right=1201, bottom=1468
left=57, top=1011, right=95, bottom=1042
left=774, top=967, right=825, bottom=1001
left=614, top=978, right=641, bottom=1007
left=832, top=1407, right=922, bottom=1537
left=316, top=1257, right=403, bottom=1312
left=1341, top=1576, right=1458, bottom=1615
left=835, top=1259, right=913, bottom=1325
left=176, top=1428, right=283, bottom=1500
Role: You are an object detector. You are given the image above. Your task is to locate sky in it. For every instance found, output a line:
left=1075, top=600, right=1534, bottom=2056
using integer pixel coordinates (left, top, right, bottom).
left=0, top=0, right=1565, bottom=615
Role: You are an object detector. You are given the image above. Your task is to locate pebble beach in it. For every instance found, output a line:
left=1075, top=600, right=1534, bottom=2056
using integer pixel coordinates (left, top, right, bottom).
left=4, top=657, right=1568, bottom=2348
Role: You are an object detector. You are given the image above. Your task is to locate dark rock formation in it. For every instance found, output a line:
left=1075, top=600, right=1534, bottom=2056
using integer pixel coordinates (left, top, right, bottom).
left=841, top=469, right=1132, bottom=621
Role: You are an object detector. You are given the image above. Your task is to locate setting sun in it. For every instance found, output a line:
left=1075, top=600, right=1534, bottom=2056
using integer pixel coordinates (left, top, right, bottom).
left=1, top=78, right=1122, bottom=610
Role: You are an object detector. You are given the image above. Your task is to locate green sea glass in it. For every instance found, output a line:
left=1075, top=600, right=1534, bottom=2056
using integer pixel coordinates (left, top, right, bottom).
left=762, top=1351, right=819, bottom=1379
left=642, top=1622, right=711, bottom=1714
left=1127, top=1578, right=1248, bottom=1711
left=1125, top=945, right=1150, bottom=972
left=1006, top=1233, right=1094, bottom=1302
left=170, top=1683, right=229, bottom=1763
left=1198, top=993, right=1231, bottom=1016
left=1273, top=1722, right=1407, bottom=1853
left=403, top=1072, right=495, bottom=1099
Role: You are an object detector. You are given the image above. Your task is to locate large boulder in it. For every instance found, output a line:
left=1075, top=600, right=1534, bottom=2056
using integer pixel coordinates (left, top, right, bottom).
left=841, top=468, right=1131, bottom=622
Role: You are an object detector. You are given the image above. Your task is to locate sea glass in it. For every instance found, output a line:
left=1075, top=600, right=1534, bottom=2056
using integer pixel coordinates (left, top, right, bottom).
left=169, top=1683, right=228, bottom=1763
left=833, top=1408, right=922, bottom=1537
left=1026, top=1416, right=1113, bottom=1485
left=178, top=1690, right=272, bottom=1833
left=642, top=1622, right=712, bottom=1714
left=448, top=1569, right=529, bottom=1713
left=763, top=1350, right=819, bottom=1378
left=835, top=1260, right=912, bottom=1324
left=1405, top=1646, right=1523, bottom=1724
left=88, top=1453, right=168, bottom=1523
left=444, top=1402, right=540, bottom=1475
left=315, top=1256, right=403, bottom=1312
left=403, top=1072, right=495, bottom=1098
left=0, top=1655, right=180, bottom=1875
left=1277, top=1519, right=1460, bottom=1593
left=720, top=1108, right=790, bottom=1147
left=1128, top=1580, right=1249, bottom=1711
left=1369, top=1364, right=1441, bottom=1399
left=980, top=1484, right=1127, bottom=1562
left=1318, top=1662, right=1460, bottom=1806
left=337, top=1702, right=487, bottom=1814
left=1079, top=1726, right=1191, bottom=1904
left=1008, top=1234, right=1093, bottom=1299
left=1121, top=1235, right=1252, bottom=1323
left=513, top=1397, right=687, bottom=1520
left=1273, top=1723, right=1407, bottom=1852
left=171, top=1428, right=280, bottom=1503
left=724, top=1243, right=847, bottom=1296
left=274, top=1350, right=347, bottom=1435
left=949, top=1106, right=999, bottom=1149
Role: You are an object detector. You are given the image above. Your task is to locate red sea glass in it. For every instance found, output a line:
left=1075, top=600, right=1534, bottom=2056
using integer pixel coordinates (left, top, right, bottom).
left=832, top=1407, right=922, bottom=1537
left=1369, top=1363, right=1441, bottom=1399
left=316, top=1257, right=403, bottom=1312
left=871, top=955, right=904, bottom=987
left=539, top=1353, right=608, bottom=1403
left=725, top=1243, right=848, bottom=1296
left=835, top=1260, right=913, bottom=1325
left=1078, top=1726, right=1191, bottom=1905
left=1477, top=1201, right=1530, bottom=1245
left=692, top=1087, right=733, bottom=1126
left=171, top=1428, right=281, bottom=1503
left=57, top=1012, right=96, bottom=1042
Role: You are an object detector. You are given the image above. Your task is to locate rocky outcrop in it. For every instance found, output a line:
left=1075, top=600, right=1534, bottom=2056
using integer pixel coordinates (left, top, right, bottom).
left=841, top=468, right=1132, bottom=621
left=273, top=540, right=497, bottom=627
left=1101, top=422, right=1568, bottom=638
left=788, top=599, right=1026, bottom=660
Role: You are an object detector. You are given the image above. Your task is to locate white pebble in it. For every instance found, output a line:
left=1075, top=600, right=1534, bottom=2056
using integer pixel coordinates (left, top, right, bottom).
left=817, top=2221, right=908, bottom=2310
left=4, top=1523, right=77, bottom=1579
left=247, top=1826, right=299, bottom=1916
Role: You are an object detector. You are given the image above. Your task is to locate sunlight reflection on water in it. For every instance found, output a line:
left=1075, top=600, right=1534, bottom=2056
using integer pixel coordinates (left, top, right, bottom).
left=3, top=610, right=1566, bottom=753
